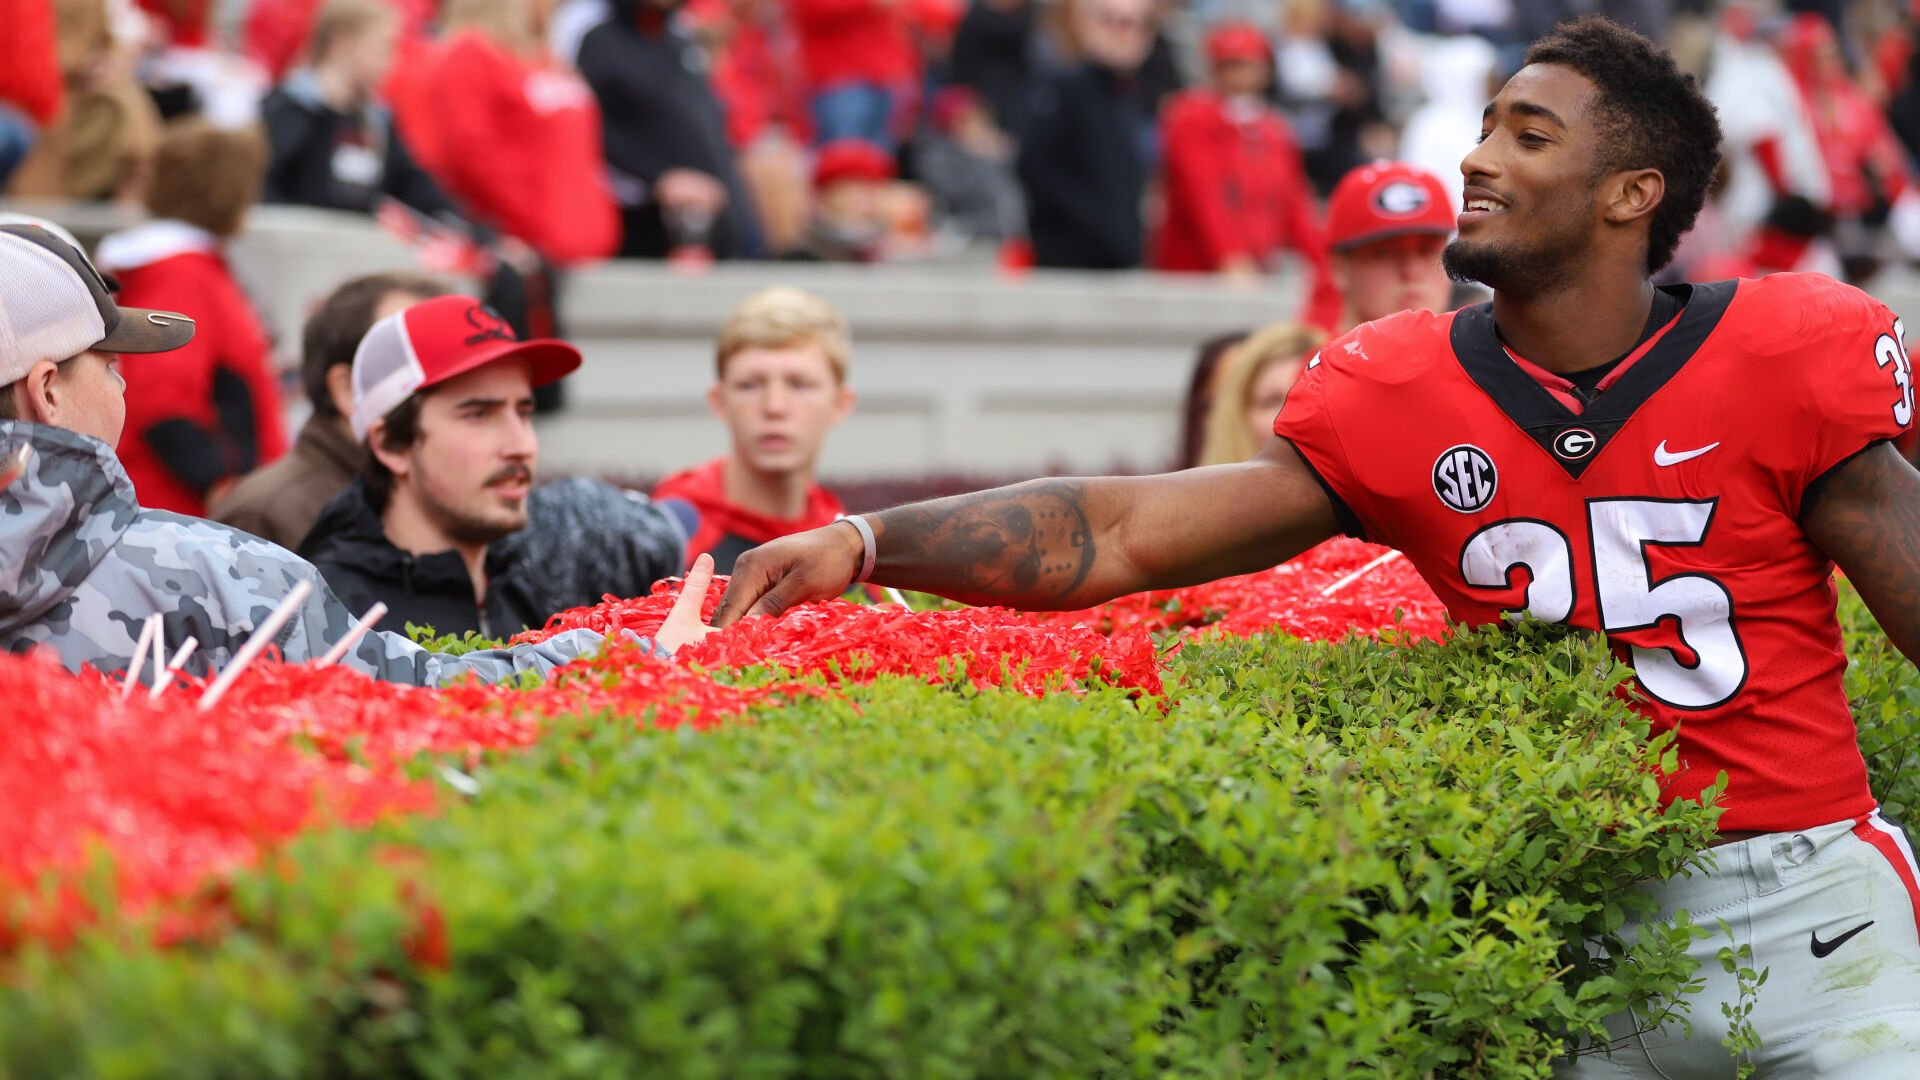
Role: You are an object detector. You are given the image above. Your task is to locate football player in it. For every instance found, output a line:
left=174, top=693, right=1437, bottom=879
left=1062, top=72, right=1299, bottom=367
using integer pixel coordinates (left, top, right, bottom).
left=711, top=17, right=1920, bottom=1074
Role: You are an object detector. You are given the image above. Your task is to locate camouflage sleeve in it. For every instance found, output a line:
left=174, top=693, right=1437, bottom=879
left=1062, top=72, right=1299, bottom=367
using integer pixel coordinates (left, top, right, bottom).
left=343, top=624, right=617, bottom=685
left=517, top=478, right=690, bottom=612
left=157, top=513, right=632, bottom=687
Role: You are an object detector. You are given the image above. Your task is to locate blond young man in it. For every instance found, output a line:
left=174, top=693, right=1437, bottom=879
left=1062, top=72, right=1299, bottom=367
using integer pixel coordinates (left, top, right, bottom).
left=653, top=287, right=856, bottom=573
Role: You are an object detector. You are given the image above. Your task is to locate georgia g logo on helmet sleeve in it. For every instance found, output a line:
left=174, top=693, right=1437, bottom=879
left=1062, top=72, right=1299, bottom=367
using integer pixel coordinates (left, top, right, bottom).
left=1373, top=180, right=1431, bottom=217
left=1433, top=444, right=1497, bottom=513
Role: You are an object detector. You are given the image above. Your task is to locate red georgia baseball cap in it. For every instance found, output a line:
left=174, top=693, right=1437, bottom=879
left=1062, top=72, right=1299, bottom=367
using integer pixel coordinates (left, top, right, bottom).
left=1205, top=22, right=1269, bottom=65
left=1325, top=160, right=1455, bottom=252
left=349, top=295, right=582, bottom=441
left=813, top=139, right=897, bottom=190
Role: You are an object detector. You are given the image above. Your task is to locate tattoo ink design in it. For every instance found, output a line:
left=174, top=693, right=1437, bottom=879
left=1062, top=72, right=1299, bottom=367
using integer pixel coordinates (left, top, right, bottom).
left=874, top=480, right=1098, bottom=606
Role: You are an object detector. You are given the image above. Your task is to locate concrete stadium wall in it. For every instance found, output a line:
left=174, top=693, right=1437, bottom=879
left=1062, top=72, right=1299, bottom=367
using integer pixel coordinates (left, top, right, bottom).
left=13, top=200, right=1920, bottom=484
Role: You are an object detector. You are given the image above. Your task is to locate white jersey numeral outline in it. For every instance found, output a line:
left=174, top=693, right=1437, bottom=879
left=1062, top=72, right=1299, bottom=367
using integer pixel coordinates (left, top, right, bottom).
left=1875, top=317, right=1914, bottom=428
left=1458, top=497, right=1747, bottom=710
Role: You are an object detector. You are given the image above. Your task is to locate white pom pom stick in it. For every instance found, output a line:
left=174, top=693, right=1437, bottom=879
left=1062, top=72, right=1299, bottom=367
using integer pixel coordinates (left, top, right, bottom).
left=316, top=602, right=387, bottom=669
left=120, top=613, right=161, bottom=702
left=1319, top=550, right=1403, bottom=598
left=883, top=586, right=912, bottom=608
left=0, top=441, right=31, bottom=491
left=149, top=637, right=199, bottom=702
left=198, top=579, right=313, bottom=712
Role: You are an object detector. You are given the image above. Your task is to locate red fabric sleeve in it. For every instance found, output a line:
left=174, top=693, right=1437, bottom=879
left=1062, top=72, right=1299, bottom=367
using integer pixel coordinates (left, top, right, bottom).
left=241, top=0, right=323, bottom=82
left=437, top=42, right=541, bottom=225
left=1160, top=98, right=1243, bottom=269
left=403, top=36, right=616, bottom=265
left=790, top=0, right=882, bottom=30
left=118, top=258, right=287, bottom=460
left=116, top=267, right=222, bottom=428
left=1802, top=309, right=1913, bottom=483
left=0, top=0, right=65, bottom=127
left=120, top=334, right=219, bottom=427
left=1272, top=337, right=1374, bottom=536
left=1763, top=279, right=1915, bottom=509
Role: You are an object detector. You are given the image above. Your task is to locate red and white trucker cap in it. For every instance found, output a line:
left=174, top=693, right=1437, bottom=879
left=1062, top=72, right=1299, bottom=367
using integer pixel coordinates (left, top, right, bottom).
left=0, top=223, right=197, bottom=384
left=1325, top=161, right=1455, bottom=252
left=350, top=294, right=583, bottom=441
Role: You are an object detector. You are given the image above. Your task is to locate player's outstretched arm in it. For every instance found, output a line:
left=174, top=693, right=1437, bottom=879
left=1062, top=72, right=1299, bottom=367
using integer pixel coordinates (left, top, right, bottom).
left=1802, top=441, right=1920, bottom=664
left=713, top=438, right=1346, bottom=625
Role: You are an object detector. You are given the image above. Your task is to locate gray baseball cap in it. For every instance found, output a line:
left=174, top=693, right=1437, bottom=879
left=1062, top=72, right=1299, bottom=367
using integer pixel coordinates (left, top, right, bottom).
left=0, top=223, right=196, bottom=383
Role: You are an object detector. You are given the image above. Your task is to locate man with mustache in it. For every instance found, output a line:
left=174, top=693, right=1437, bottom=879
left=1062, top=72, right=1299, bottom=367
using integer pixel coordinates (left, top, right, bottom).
left=301, top=294, right=695, bottom=638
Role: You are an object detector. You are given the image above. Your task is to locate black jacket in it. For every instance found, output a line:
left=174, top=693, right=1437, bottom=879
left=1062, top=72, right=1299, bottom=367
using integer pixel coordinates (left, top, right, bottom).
left=1016, top=63, right=1148, bottom=270
left=299, top=477, right=692, bottom=639
left=260, top=73, right=463, bottom=224
left=570, top=4, right=746, bottom=259
left=950, top=0, right=1038, bottom=135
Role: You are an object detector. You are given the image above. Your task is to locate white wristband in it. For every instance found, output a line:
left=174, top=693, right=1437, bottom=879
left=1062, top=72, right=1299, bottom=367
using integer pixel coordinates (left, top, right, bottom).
left=839, top=514, right=877, bottom=585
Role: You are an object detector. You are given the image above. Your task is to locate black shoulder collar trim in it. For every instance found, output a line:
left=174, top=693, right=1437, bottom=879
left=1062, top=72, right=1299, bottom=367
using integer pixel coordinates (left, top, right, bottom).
left=1448, top=281, right=1738, bottom=478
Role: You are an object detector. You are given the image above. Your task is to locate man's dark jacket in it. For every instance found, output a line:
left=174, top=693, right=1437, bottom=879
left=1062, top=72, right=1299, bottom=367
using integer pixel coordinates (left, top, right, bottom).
left=299, top=476, right=692, bottom=638
left=1016, top=63, right=1148, bottom=270
left=569, top=2, right=747, bottom=259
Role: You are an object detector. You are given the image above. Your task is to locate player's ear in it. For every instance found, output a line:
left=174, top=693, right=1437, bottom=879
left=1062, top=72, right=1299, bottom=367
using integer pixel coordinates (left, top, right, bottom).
left=1605, top=167, right=1664, bottom=226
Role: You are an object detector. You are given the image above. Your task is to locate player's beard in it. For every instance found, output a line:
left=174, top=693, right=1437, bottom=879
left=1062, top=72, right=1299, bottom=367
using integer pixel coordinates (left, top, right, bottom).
left=1442, top=181, right=1597, bottom=300
left=1442, top=229, right=1584, bottom=300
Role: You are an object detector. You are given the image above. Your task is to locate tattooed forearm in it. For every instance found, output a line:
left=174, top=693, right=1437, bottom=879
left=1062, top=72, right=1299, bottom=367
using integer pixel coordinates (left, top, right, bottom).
left=869, top=479, right=1103, bottom=608
left=1802, top=441, right=1920, bottom=665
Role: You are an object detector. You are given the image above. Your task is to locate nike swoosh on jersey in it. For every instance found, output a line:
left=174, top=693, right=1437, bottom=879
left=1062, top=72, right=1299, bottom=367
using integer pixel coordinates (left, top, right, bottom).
left=1653, top=440, right=1721, bottom=466
left=1810, top=920, right=1875, bottom=958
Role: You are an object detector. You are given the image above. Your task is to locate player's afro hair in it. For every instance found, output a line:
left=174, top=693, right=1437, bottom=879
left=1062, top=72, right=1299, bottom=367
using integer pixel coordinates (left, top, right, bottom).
left=1525, top=16, right=1721, bottom=275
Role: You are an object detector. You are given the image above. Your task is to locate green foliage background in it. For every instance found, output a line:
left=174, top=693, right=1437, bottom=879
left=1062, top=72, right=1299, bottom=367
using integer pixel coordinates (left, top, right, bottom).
left=5, top=586, right=1912, bottom=1078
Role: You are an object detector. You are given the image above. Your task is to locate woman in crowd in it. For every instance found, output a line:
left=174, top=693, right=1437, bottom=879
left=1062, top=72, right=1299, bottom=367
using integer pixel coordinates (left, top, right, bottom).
left=1196, top=321, right=1322, bottom=467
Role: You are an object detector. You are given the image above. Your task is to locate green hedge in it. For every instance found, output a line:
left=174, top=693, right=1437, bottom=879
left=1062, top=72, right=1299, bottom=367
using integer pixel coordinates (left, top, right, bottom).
left=9, top=588, right=1912, bottom=1078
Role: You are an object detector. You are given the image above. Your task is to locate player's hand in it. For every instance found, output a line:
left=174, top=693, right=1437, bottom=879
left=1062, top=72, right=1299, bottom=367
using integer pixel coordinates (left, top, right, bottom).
left=713, top=523, right=865, bottom=627
left=655, top=552, right=721, bottom=653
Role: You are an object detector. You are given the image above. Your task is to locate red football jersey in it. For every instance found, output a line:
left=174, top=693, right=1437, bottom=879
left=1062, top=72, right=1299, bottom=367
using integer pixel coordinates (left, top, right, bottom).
left=1276, top=273, right=1915, bottom=832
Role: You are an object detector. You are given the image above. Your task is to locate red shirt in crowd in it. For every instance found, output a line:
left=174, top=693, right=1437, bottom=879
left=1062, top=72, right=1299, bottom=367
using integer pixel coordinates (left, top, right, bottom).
left=242, top=0, right=436, bottom=82
left=687, top=0, right=814, bottom=147
left=1152, top=89, right=1340, bottom=316
left=652, top=457, right=844, bottom=573
left=136, top=0, right=213, bottom=46
left=0, top=0, right=63, bottom=128
left=388, top=30, right=619, bottom=266
left=788, top=0, right=919, bottom=94
left=95, top=223, right=287, bottom=517
left=1782, top=14, right=1913, bottom=217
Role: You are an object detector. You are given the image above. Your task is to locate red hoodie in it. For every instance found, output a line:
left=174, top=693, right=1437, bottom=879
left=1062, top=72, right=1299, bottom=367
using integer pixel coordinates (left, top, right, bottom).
left=788, top=0, right=918, bottom=94
left=686, top=0, right=814, bottom=147
left=652, top=457, right=844, bottom=573
left=0, top=0, right=63, bottom=128
left=1153, top=89, right=1341, bottom=328
left=388, top=30, right=619, bottom=265
left=95, top=222, right=288, bottom=517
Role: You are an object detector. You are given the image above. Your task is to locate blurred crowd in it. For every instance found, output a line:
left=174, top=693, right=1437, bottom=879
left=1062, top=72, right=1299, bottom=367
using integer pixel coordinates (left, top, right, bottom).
left=8, top=0, right=1920, bottom=289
